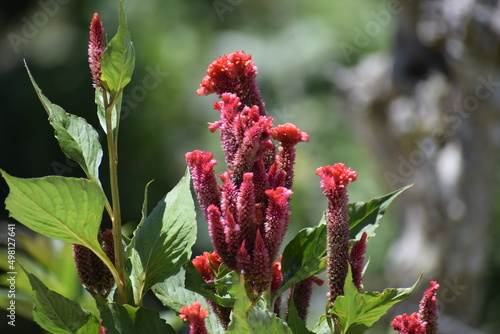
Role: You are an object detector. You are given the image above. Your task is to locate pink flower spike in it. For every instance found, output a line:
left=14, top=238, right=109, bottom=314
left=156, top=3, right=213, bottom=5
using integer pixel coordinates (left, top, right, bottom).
left=197, top=51, right=266, bottom=114
left=88, top=13, right=105, bottom=88
left=264, top=187, right=293, bottom=261
left=317, top=163, right=357, bottom=309
left=349, top=232, right=368, bottom=291
left=418, top=281, right=439, bottom=334
left=179, top=302, right=209, bottom=334
left=186, top=151, right=221, bottom=217
left=269, top=123, right=309, bottom=189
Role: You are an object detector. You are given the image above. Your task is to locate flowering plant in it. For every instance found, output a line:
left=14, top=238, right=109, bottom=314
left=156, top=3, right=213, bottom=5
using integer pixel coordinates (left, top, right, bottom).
left=1, top=2, right=438, bottom=334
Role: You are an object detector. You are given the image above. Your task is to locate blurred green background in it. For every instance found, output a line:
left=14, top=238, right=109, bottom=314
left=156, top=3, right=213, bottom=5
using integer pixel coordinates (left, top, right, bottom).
left=1, top=0, right=498, bottom=333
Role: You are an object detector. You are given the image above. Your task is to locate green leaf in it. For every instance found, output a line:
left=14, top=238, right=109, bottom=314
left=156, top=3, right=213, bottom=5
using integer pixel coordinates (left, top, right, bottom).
left=26, top=62, right=103, bottom=184
left=100, top=1, right=135, bottom=95
left=152, top=267, right=225, bottom=334
left=310, top=316, right=331, bottom=334
left=331, top=269, right=420, bottom=334
left=348, top=184, right=412, bottom=240
left=2, top=171, right=106, bottom=260
left=286, top=295, right=314, bottom=334
left=98, top=300, right=175, bottom=334
left=227, top=276, right=293, bottom=334
left=23, top=266, right=100, bottom=334
left=275, top=223, right=327, bottom=303
left=94, top=87, right=122, bottom=135
left=127, top=169, right=197, bottom=305
left=184, top=261, right=235, bottom=308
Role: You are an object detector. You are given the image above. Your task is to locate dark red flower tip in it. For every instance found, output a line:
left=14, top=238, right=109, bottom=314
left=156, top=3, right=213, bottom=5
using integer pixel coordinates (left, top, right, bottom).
left=185, top=150, right=214, bottom=166
left=269, top=123, right=309, bottom=145
left=197, top=51, right=256, bottom=96
left=179, top=301, right=209, bottom=334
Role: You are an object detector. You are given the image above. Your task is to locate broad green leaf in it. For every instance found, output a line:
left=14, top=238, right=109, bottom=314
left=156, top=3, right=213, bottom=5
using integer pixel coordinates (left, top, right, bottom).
left=227, top=276, right=293, bottom=334
left=286, top=294, right=314, bottom=334
left=153, top=267, right=225, bottom=334
left=98, top=300, right=175, bottom=334
left=100, top=1, right=135, bottom=95
left=26, top=62, right=103, bottom=184
left=2, top=171, right=106, bottom=262
left=348, top=184, right=412, bottom=240
left=331, top=269, right=420, bottom=334
left=127, top=169, right=196, bottom=305
left=275, top=223, right=327, bottom=303
left=310, top=316, right=331, bottom=334
left=184, top=261, right=235, bottom=308
left=23, top=266, right=100, bottom=334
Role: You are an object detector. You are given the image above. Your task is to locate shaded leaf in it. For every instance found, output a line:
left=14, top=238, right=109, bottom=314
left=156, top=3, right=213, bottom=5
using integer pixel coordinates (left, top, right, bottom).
left=98, top=300, right=175, bottom=334
left=227, top=276, right=293, bottom=334
left=275, top=223, right=327, bottom=303
left=127, top=169, right=196, bottom=305
left=331, top=269, right=420, bottom=334
left=23, top=266, right=100, bottom=334
left=153, top=267, right=225, bottom=334
left=26, top=62, right=103, bottom=183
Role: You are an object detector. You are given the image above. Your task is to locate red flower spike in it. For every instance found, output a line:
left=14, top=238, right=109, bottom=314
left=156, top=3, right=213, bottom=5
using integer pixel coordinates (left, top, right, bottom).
left=179, top=302, right=209, bottom=334
left=248, top=229, right=273, bottom=294
left=264, top=187, right=293, bottom=261
left=418, top=281, right=439, bottom=334
left=88, top=13, right=105, bottom=88
left=197, top=51, right=266, bottom=115
left=271, top=259, right=283, bottom=316
left=391, top=313, right=427, bottom=334
left=186, top=151, right=221, bottom=218
left=269, top=123, right=309, bottom=190
left=349, top=232, right=368, bottom=291
left=206, top=205, right=230, bottom=265
left=236, top=173, right=257, bottom=251
left=316, top=164, right=357, bottom=309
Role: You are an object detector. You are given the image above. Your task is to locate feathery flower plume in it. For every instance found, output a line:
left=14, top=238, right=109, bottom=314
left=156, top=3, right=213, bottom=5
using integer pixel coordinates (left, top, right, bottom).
left=287, top=275, right=324, bottom=323
left=88, top=12, right=105, bottom=88
left=179, top=302, right=209, bottom=334
left=197, top=51, right=266, bottom=114
left=316, top=163, right=357, bottom=308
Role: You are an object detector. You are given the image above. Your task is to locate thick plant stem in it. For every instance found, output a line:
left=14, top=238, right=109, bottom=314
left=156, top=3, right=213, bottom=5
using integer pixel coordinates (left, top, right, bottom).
left=104, top=92, right=127, bottom=304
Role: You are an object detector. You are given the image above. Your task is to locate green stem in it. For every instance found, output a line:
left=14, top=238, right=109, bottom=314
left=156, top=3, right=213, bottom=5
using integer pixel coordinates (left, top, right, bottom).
left=104, top=91, right=127, bottom=304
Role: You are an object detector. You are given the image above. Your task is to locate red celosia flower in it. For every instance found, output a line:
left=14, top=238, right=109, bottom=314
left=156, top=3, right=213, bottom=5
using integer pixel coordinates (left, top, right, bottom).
left=316, top=164, right=357, bottom=309
left=188, top=52, right=308, bottom=296
left=179, top=302, right=209, bottom=334
left=192, top=251, right=222, bottom=282
left=418, top=281, right=439, bottom=334
left=391, top=313, right=427, bottom=334
left=197, top=51, right=266, bottom=114
left=349, top=232, right=368, bottom=291
left=88, top=13, right=105, bottom=88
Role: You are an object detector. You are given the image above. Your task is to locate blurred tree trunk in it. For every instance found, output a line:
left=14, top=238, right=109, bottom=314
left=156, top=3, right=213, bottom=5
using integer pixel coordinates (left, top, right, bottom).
left=335, top=0, right=500, bottom=332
